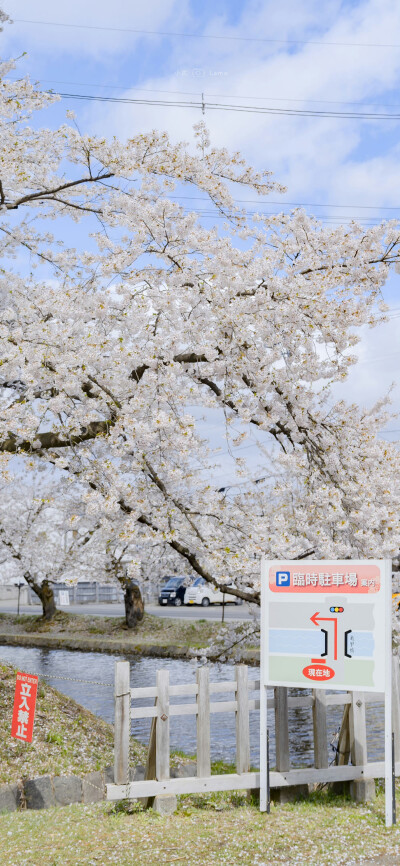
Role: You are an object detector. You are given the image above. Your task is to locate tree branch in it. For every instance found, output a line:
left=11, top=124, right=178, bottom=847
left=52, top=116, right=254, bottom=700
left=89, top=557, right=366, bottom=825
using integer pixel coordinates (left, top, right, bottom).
left=0, top=418, right=115, bottom=454
left=6, top=172, right=114, bottom=210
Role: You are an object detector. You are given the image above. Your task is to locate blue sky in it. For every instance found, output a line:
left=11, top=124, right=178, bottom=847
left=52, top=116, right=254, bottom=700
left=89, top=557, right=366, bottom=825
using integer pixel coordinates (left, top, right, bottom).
left=1, top=0, right=400, bottom=482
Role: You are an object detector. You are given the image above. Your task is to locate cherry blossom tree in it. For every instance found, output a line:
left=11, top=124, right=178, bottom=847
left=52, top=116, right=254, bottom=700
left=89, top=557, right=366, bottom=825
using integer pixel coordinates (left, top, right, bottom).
left=0, top=468, right=149, bottom=624
left=0, top=9, right=9, bottom=30
left=0, top=473, right=104, bottom=618
left=1, top=55, right=400, bottom=616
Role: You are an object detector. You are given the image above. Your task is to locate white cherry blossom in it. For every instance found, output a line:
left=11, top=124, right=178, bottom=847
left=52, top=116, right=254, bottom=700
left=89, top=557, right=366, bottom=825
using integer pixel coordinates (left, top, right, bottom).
left=0, top=60, right=400, bottom=611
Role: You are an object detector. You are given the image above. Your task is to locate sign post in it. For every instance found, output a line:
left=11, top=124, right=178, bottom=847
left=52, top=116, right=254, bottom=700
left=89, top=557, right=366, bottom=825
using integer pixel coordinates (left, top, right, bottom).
left=260, top=559, right=393, bottom=825
left=11, top=671, right=39, bottom=744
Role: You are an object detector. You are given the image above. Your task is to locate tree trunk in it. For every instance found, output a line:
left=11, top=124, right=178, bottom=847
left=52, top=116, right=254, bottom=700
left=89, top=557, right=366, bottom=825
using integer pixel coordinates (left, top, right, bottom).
left=124, top=581, right=144, bottom=629
left=24, top=573, right=56, bottom=620
left=40, top=579, right=57, bottom=620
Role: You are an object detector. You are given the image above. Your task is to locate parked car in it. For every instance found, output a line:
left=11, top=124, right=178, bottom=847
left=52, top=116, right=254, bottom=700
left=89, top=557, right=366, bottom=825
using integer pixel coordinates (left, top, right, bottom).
left=184, top=577, right=242, bottom=607
left=158, top=576, right=188, bottom=606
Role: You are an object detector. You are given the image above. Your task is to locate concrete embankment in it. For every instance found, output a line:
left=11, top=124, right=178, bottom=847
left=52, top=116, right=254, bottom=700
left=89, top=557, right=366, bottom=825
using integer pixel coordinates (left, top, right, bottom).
left=0, top=631, right=260, bottom=664
left=0, top=761, right=198, bottom=813
left=0, top=610, right=260, bottom=664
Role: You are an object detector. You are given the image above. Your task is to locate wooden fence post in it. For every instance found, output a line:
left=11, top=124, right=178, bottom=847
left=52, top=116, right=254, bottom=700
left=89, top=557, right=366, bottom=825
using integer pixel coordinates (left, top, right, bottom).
left=154, top=669, right=176, bottom=815
left=114, top=660, right=130, bottom=785
left=335, top=703, right=351, bottom=767
left=156, top=669, right=170, bottom=781
left=141, top=703, right=157, bottom=810
left=235, top=665, right=250, bottom=775
left=274, top=686, right=308, bottom=802
left=330, top=700, right=351, bottom=795
left=349, top=691, right=375, bottom=802
left=313, top=689, right=328, bottom=769
left=274, top=686, right=291, bottom=802
left=274, top=687, right=290, bottom=772
left=197, top=667, right=211, bottom=777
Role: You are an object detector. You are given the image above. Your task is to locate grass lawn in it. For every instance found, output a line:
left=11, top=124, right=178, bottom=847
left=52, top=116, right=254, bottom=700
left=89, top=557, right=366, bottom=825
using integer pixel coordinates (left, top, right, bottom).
left=1, top=657, right=400, bottom=865
left=0, top=610, right=229, bottom=656
left=0, top=661, right=146, bottom=784
left=1, top=787, right=400, bottom=865
left=2, top=629, right=398, bottom=865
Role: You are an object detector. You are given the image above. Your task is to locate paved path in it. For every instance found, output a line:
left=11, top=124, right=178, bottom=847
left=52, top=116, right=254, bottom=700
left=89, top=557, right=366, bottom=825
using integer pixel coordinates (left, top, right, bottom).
left=0, top=600, right=255, bottom=622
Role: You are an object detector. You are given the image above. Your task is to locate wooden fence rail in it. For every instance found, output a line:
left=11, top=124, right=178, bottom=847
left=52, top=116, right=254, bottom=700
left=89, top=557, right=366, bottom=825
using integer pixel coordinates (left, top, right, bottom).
left=107, top=658, right=400, bottom=806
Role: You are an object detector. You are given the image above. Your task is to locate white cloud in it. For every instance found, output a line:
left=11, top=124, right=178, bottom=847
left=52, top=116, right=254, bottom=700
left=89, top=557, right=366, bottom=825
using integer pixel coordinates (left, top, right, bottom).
left=76, top=0, right=400, bottom=211
left=332, top=312, right=400, bottom=417
left=329, top=151, right=400, bottom=207
left=2, top=0, right=190, bottom=58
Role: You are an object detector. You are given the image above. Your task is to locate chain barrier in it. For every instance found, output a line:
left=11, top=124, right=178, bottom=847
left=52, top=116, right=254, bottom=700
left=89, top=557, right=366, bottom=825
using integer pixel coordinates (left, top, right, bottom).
left=38, top=674, right=114, bottom=687
left=3, top=666, right=114, bottom=687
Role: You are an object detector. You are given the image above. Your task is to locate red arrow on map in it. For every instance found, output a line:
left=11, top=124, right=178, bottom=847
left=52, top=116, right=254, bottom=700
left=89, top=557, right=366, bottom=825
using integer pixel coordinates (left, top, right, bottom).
left=310, top=612, right=338, bottom=660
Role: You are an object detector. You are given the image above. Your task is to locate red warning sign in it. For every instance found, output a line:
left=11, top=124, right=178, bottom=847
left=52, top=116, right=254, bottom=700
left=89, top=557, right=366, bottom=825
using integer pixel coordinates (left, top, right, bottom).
left=302, top=663, right=335, bottom=681
left=11, top=671, right=38, bottom=743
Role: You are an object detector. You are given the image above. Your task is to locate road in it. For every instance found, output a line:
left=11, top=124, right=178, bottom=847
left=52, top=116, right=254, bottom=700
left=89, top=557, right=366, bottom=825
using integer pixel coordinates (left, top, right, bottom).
left=0, top=600, right=255, bottom=621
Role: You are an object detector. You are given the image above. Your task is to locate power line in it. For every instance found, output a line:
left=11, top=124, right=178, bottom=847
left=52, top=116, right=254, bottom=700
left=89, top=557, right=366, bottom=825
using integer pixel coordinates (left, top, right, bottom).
left=170, top=195, right=400, bottom=211
left=1, top=97, right=394, bottom=213
left=10, top=75, right=400, bottom=111
left=180, top=207, right=391, bottom=224
left=13, top=18, right=400, bottom=48
left=182, top=211, right=395, bottom=225
left=54, top=90, right=400, bottom=121
left=103, top=195, right=395, bottom=229
left=166, top=204, right=396, bottom=226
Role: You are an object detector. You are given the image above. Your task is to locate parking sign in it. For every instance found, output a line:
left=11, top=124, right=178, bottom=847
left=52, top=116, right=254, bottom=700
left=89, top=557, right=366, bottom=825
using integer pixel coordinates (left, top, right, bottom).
left=276, top=571, right=290, bottom=587
left=262, top=559, right=390, bottom=692
left=260, top=559, right=393, bottom=826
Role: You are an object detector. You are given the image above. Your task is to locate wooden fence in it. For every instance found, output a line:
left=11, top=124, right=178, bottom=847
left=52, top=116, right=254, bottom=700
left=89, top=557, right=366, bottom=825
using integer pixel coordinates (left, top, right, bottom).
left=106, top=658, right=400, bottom=804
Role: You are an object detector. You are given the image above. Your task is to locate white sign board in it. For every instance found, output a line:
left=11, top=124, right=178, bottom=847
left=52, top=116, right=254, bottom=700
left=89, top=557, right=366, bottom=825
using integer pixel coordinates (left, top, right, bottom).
left=261, top=559, right=390, bottom=692
left=260, top=559, right=393, bottom=825
left=58, top=591, right=70, bottom=606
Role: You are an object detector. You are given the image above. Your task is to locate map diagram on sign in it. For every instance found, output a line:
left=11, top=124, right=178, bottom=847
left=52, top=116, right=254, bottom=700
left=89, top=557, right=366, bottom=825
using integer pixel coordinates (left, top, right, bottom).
left=269, top=600, right=375, bottom=688
left=262, top=560, right=387, bottom=692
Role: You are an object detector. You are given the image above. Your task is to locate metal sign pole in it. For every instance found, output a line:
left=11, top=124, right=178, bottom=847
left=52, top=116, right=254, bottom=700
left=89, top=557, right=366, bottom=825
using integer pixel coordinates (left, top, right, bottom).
left=259, top=683, right=267, bottom=811
left=266, top=728, right=271, bottom=814
left=392, top=732, right=396, bottom=825
left=385, top=559, right=394, bottom=828
left=260, top=560, right=268, bottom=812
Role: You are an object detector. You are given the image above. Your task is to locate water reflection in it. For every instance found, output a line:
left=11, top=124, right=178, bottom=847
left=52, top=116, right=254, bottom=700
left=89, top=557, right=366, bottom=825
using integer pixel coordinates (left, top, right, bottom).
left=0, top=645, right=385, bottom=767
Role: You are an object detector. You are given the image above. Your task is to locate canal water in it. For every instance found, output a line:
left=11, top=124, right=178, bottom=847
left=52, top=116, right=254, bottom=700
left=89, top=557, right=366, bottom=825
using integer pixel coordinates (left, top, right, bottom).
left=0, top=645, right=385, bottom=768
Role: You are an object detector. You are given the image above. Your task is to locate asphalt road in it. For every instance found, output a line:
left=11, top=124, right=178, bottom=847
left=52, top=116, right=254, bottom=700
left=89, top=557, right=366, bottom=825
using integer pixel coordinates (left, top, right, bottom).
left=0, top=600, right=255, bottom=621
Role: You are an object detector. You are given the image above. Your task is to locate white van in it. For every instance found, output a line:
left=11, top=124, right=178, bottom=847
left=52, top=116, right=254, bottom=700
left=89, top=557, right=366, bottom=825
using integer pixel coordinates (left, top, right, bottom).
left=184, top=577, right=242, bottom=607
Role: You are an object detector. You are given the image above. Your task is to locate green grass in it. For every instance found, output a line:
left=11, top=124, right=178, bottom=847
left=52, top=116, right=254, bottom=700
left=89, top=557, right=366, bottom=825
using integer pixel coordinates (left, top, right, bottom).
left=0, top=610, right=221, bottom=654
left=210, top=759, right=237, bottom=776
left=0, top=662, right=147, bottom=784
left=2, top=786, right=400, bottom=865
left=0, top=662, right=201, bottom=784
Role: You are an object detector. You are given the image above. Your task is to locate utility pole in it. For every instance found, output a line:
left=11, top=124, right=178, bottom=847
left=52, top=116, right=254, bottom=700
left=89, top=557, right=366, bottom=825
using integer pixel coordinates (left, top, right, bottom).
left=16, top=581, right=24, bottom=616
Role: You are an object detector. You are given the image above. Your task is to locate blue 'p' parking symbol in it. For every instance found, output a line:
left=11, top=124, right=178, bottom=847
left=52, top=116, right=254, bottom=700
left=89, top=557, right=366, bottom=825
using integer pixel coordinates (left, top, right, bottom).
left=276, top=571, right=290, bottom=587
